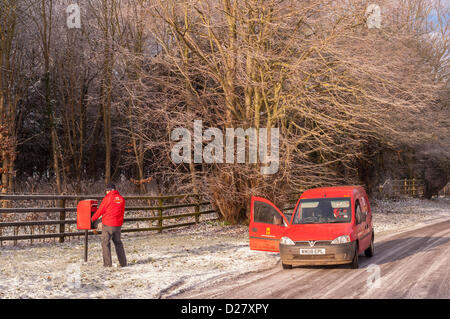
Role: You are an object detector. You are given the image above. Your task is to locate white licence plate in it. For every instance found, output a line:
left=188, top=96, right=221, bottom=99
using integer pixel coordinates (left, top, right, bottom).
left=300, top=248, right=326, bottom=255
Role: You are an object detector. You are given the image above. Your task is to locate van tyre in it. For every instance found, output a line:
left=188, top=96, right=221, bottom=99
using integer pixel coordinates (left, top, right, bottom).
left=350, top=243, right=359, bottom=269
left=365, top=233, right=374, bottom=257
left=282, top=263, right=292, bottom=270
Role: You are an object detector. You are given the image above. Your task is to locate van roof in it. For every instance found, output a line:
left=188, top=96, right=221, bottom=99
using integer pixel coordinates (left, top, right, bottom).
left=300, top=186, right=365, bottom=199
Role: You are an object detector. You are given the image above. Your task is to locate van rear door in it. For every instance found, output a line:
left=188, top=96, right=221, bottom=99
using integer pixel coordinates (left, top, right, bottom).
left=249, top=196, right=289, bottom=252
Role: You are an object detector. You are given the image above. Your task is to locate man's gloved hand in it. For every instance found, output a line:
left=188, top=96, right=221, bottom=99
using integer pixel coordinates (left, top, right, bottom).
left=91, top=218, right=99, bottom=234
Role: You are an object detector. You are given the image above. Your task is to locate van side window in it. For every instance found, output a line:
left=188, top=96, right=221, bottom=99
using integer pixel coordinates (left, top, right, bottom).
left=360, top=196, right=368, bottom=214
left=361, top=196, right=368, bottom=221
left=253, top=201, right=284, bottom=226
left=355, top=200, right=363, bottom=224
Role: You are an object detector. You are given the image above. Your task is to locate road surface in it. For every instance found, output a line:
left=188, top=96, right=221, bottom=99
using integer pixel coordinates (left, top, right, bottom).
left=175, top=219, right=450, bottom=298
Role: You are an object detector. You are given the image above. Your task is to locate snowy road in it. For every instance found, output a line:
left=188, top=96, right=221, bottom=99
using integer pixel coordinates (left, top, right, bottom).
left=175, top=218, right=450, bottom=299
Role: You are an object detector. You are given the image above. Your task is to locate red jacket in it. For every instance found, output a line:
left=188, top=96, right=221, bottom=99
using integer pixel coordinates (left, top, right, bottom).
left=92, top=190, right=125, bottom=227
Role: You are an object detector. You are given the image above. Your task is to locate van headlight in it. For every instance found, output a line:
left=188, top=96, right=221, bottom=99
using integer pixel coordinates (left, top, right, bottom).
left=331, top=235, right=351, bottom=244
left=280, top=237, right=295, bottom=245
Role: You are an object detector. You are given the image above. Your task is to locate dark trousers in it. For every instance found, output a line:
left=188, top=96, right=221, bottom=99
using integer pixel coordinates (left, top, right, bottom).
left=101, top=225, right=127, bottom=267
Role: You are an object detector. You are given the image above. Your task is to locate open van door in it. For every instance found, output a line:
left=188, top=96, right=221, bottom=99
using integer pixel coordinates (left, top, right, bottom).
left=249, top=196, right=289, bottom=252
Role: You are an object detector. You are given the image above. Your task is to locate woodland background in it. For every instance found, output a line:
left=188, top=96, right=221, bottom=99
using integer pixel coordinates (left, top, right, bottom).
left=0, top=0, right=449, bottom=222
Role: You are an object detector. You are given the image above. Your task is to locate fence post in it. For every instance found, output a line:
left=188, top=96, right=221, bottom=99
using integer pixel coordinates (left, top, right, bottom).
left=158, top=197, right=163, bottom=233
left=195, top=193, right=200, bottom=224
left=59, top=196, right=66, bottom=243
left=84, top=230, right=89, bottom=262
left=13, top=226, right=17, bottom=246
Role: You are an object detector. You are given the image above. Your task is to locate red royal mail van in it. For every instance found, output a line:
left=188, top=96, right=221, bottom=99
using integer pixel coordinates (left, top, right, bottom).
left=249, top=186, right=374, bottom=269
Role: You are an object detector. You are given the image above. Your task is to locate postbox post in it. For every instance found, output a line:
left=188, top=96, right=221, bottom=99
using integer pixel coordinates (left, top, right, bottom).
left=77, top=199, right=98, bottom=262
left=84, top=230, right=88, bottom=262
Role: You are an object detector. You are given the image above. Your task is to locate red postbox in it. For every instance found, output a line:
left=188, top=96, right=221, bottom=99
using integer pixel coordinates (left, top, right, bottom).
left=77, top=200, right=98, bottom=230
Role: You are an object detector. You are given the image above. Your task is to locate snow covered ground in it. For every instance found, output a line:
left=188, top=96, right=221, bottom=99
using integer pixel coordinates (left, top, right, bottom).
left=371, top=197, right=450, bottom=234
left=0, top=198, right=448, bottom=299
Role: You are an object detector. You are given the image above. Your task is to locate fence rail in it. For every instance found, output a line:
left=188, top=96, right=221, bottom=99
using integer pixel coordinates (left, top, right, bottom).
left=378, top=179, right=425, bottom=198
left=0, top=193, right=217, bottom=244
left=0, top=193, right=300, bottom=246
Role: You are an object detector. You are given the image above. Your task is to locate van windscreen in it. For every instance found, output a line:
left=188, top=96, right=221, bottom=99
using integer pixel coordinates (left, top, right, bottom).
left=292, top=198, right=352, bottom=224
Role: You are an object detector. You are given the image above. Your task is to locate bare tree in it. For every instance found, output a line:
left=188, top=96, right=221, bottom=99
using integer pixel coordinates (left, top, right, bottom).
left=0, top=0, right=447, bottom=216
left=0, top=0, right=27, bottom=196
left=117, top=0, right=447, bottom=222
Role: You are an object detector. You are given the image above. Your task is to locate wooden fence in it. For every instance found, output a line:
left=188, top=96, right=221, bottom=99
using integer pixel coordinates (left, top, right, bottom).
left=438, top=183, right=450, bottom=197
left=0, top=193, right=299, bottom=246
left=0, top=193, right=217, bottom=245
left=378, top=179, right=425, bottom=198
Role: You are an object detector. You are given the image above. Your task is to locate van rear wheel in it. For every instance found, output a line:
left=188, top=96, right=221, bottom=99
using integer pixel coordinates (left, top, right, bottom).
left=365, top=234, right=374, bottom=257
left=282, top=263, right=292, bottom=270
left=350, top=244, right=359, bottom=269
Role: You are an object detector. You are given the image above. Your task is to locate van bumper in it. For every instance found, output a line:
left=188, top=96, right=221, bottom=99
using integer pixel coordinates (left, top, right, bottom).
left=279, top=241, right=356, bottom=266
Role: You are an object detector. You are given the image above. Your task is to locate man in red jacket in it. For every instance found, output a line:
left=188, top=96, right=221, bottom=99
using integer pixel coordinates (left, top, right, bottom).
left=91, top=183, right=127, bottom=267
